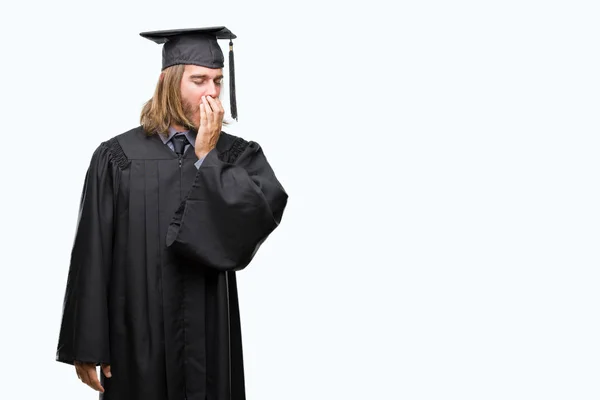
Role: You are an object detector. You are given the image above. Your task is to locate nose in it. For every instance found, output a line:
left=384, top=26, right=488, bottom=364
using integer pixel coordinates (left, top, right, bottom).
left=206, top=81, right=219, bottom=98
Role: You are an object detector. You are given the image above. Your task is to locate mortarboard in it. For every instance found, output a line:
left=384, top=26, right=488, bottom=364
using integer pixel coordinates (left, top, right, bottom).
left=140, top=26, right=238, bottom=120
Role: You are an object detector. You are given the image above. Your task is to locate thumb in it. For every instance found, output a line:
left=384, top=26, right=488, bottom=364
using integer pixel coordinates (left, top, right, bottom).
left=101, top=363, right=112, bottom=378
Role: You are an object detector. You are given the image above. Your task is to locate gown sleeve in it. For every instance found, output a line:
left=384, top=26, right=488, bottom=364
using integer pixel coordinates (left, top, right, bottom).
left=56, top=143, right=114, bottom=366
left=166, top=140, right=288, bottom=272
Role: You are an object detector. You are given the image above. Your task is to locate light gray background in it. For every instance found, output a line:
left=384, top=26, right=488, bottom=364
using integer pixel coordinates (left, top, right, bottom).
left=0, top=0, right=598, bottom=399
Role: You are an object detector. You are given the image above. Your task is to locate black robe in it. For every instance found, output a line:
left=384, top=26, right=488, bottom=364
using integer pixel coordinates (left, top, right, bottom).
left=56, top=126, right=288, bottom=400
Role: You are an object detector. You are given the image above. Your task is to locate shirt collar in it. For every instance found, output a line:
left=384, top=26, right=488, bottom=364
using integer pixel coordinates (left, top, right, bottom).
left=160, top=126, right=196, bottom=147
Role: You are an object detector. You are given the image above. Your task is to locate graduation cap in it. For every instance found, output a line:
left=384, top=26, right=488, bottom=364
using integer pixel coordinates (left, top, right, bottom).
left=140, top=26, right=238, bottom=120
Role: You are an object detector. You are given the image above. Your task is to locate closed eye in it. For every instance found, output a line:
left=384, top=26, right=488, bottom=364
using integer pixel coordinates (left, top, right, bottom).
left=193, top=79, right=223, bottom=86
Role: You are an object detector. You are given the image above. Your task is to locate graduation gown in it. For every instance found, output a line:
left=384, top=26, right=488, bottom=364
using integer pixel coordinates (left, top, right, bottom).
left=56, top=126, right=288, bottom=400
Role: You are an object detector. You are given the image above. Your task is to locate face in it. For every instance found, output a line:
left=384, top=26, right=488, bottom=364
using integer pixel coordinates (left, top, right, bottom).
left=180, top=64, right=223, bottom=127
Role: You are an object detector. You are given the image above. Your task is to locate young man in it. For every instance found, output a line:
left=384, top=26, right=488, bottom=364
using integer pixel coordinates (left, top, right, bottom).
left=56, top=26, right=288, bottom=400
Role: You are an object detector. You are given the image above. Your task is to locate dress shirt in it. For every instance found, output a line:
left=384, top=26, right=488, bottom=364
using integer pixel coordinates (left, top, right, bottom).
left=159, top=127, right=205, bottom=169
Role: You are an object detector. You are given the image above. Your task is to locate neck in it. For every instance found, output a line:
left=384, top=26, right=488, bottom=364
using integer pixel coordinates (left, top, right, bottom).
left=170, top=123, right=186, bottom=132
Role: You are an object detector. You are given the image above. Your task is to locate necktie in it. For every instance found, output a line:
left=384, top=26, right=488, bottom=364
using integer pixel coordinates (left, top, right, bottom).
left=171, top=134, right=189, bottom=157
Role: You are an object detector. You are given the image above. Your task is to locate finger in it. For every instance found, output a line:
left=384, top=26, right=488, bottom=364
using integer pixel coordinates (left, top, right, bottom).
left=199, top=103, right=207, bottom=126
left=204, top=97, right=216, bottom=123
left=205, top=96, right=222, bottom=112
left=74, top=364, right=83, bottom=381
left=76, top=363, right=90, bottom=386
left=215, top=97, right=225, bottom=114
left=78, top=364, right=93, bottom=388
left=84, top=365, right=105, bottom=393
left=205, top=96, right=224, bottom=119
left=101, top=363, right=112, bottom=378
left=212, top=96, right=223, bottom=108
left=202, top=96, right=214, bottom=114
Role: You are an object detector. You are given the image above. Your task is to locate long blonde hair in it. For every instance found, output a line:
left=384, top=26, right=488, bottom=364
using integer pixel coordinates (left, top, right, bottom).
left=140, top=64, right=193, bottom=135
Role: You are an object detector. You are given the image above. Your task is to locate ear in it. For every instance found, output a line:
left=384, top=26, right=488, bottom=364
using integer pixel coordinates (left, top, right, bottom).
left=159, top=72, right=165, bottom=82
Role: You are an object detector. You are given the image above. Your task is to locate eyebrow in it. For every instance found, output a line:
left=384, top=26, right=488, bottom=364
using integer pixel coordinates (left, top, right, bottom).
left=189, top=74, right=224, bottom=80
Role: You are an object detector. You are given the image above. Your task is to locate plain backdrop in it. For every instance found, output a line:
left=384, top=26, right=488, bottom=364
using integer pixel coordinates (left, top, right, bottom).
left=0, top=0, right=599, bottom=399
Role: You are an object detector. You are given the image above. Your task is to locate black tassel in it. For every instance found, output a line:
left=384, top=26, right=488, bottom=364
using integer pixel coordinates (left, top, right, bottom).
left=228, top=39, right=238, bottom=121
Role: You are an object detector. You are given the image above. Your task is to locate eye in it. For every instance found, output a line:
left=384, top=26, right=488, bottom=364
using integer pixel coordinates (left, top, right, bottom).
left=215, top=80, right=223, bottom=86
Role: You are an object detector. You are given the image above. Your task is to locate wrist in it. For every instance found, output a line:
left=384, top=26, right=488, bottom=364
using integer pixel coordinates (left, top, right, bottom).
left=195, top=148, right=210, bottom=159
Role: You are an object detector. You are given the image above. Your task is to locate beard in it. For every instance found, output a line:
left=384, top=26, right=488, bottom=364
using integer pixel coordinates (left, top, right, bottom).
left=181, top=98, right=198, bottom=129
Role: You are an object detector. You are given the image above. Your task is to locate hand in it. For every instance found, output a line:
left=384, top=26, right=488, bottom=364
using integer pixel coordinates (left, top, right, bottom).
left=195, top=95, right=224, bottom=159
left=74, top=361, right=111, bottom=393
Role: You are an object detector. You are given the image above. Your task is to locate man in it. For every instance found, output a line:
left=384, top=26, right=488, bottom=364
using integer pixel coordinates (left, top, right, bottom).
left=56, top=26, right=288, bottom=400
